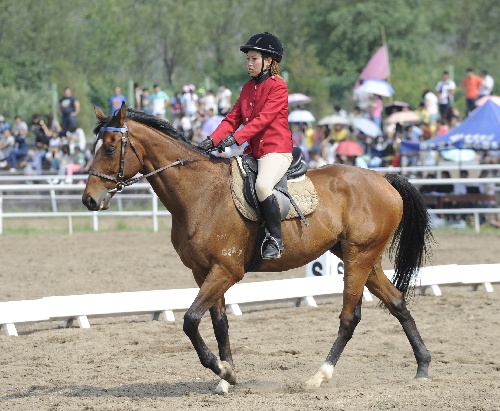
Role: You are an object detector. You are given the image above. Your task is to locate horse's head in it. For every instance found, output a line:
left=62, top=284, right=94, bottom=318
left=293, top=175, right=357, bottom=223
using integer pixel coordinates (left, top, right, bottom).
left=82, top=103, right=143, bottom=211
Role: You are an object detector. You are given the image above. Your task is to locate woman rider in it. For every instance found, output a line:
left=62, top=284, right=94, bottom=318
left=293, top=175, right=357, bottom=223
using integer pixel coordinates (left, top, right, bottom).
left=198, top=32, right=293, bottom=259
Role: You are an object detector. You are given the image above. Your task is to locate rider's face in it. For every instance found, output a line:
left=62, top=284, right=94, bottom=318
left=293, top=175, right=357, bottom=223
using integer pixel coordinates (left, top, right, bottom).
left=246, top=50, right=271, bottom=77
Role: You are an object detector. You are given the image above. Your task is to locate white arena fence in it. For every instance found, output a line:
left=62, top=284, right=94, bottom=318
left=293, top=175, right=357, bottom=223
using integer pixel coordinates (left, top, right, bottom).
left=0, top=167, right=499, bottom=234
left=1, top=262, right=499, bottom=336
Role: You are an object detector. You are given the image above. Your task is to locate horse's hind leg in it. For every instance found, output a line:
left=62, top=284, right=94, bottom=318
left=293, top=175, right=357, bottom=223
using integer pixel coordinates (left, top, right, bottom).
left=306, top=243, right=374, bottom=388
left=365, top=261, right=431, bottom=379
left=209, top=298, right=234, bottom=394
left=306, top=295, right=363, bottom=388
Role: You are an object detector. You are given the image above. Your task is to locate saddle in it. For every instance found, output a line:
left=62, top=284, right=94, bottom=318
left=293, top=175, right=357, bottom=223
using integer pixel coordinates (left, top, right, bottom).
left=229, top=147, right=319, bottom=272
left=240, top=147, right=310, bottom=224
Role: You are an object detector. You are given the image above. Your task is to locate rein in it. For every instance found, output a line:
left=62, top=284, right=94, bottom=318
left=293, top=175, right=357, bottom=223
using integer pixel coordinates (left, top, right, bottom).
left=89, top=124, right=199, bottom=194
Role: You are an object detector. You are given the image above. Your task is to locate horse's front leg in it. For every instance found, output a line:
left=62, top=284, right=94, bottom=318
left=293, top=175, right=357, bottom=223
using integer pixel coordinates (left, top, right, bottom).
left=209, top=298, right=234, bottom=394
left=183, top=266, right=238, bottom=388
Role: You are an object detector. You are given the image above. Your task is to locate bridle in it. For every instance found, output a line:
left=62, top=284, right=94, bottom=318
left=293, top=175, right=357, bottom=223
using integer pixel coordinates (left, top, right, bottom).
left=89, top=124, right=198, bottom=194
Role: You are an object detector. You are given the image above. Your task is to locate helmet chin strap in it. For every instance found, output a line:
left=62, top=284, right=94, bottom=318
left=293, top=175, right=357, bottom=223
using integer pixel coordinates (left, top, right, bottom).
left=251, top=56, right=271, bottom=80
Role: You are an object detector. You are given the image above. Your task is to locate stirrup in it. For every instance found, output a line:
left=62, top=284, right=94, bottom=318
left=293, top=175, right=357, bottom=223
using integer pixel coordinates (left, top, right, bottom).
left=261, top=236, right=282, bottom=259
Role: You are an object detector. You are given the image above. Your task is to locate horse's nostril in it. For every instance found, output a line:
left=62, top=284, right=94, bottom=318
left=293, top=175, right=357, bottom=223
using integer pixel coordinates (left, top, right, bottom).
left=83, top=195, right=98, bottom=210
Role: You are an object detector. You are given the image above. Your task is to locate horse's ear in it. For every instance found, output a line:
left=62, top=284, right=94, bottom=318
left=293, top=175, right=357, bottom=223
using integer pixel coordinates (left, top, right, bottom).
left=114, top=102, right=127, bottom=126
left=94, top=106, right=106, bottom=120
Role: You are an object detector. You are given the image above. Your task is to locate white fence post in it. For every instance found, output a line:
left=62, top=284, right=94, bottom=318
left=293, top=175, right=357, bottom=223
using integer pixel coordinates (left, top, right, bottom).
left=93, top=211, right=99, bottom=232
left=152, top=189, right=158, bottom=233
left=0, top=195, right=3, bottom=235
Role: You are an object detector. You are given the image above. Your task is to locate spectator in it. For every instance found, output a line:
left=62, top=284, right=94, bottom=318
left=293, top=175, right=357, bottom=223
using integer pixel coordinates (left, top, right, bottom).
left=0, top=115, right=10, bottom=134
left=6, top=115, right=29, bottom=172
left=58, top=87, right=80, bottom=135
left=149, top=84, right=170, bottom=119
left=461, top=68, right=484, bottom=116
left=133, top=82, right=142, bottom=109
left=348, top=106, right=364, bottom=121
left=182, top=84, right=199, bottom=119
left=66, top=126, right=87, bottom=152
left=435, top=119, right=449, bottom=136
left=369, top=94, right=383, bottom=129
left=109, top=86, right=127, bottom=115
left=436, top=170, right=454, bottom=194
left=217, top=83, right=232, bottom=116
left=478, top=69, right=495, bottom=97
left=179, top=111, right=193, bottom=140
left=352, top=80, right=371, bottom=116
left=46, top=114, right=61, bottom=137
left=435, top=71, right=456, bottom=120
left=333, top=105, right=347, bottom=119
left=31, top=114, right=51, bottom=175
left=202, top=89, right=218, bottom=114
left=414, top=102, right=430, bottom=124
left=0, top=128, right=15, bottom=168
left=308, top=148, right=327, bottom=169
left=423, top=88, right=439, bottom=123
left=61, top=145, right=87, bottom=183
left=140, top=88, right=151, bottom=114
left=327, top=123, right=348, bottom=143
left=170, top=91, right=183, bottom=120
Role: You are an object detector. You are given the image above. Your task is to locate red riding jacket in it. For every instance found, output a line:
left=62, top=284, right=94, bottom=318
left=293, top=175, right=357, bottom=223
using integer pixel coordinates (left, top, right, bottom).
left=211, top=75, right=293, bottom=158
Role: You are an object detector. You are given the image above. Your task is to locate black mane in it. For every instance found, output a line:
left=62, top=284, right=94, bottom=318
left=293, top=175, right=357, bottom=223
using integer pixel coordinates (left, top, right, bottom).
left=93, top=108, right=210, bottom=155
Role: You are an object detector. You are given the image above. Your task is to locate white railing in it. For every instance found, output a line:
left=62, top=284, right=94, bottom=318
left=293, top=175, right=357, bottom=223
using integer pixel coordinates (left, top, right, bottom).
left=2, top=263, right=499, bottom=336
left=0, top=181, right=170, bottom=234
left=0, top=168, right=498, bottom=234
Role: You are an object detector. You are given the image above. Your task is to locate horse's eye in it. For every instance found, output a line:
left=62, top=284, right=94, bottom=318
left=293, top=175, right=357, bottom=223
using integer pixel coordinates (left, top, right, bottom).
left=106, top=146, right=116, bottom=156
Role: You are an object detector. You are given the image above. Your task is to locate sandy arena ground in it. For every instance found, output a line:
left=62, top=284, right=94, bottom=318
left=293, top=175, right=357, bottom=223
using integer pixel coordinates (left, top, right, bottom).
left=1, top=227, right=500, bottom=410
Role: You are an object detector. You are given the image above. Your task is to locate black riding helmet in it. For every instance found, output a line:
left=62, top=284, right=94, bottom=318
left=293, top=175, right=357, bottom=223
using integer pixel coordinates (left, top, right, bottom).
left=240, top=32, right=283, bottom=63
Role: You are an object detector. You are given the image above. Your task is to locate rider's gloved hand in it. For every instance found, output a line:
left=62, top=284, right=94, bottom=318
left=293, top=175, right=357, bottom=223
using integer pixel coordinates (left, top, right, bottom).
left=198, top=136, right=214, bottom=151
left=216, top=134, right=237, bottom=153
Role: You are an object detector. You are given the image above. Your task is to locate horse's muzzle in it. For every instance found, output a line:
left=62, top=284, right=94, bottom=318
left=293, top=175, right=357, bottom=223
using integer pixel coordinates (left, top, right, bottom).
left=82, top=192, right=112, bottom=211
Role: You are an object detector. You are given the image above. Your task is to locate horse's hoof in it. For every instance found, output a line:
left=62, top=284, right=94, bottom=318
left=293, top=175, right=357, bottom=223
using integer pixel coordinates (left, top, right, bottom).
left=415, top=375, right=429, bottom=381
left=217, top=360, right=237, bottom=385
left=305, top=362, right=334, bottom=389
left=214, top=379, right=231, bottom=395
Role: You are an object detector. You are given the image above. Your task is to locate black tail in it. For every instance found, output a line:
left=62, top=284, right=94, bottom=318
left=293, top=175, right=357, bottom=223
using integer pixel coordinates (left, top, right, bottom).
left=385, top=173, right=435, bottom=299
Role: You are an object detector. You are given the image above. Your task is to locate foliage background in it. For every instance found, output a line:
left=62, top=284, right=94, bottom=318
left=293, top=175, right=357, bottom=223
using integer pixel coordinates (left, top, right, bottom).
left=0, top=0, right=498, bottom=134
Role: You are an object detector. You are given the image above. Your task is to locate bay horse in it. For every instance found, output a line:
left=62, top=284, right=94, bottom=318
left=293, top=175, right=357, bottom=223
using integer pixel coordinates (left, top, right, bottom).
left=83, top=104, right=434, bottom=394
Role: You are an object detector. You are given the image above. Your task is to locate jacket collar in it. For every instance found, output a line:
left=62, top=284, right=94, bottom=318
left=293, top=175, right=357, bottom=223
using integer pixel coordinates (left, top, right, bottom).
left=254, top=71, right=271, bottom=85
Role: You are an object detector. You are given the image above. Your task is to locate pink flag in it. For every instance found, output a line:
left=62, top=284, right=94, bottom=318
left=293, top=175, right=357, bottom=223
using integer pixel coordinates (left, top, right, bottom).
left=355, top=46, right=390, bottom=88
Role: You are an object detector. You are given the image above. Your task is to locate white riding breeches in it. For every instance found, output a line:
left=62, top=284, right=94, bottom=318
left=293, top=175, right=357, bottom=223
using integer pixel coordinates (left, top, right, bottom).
left=255, top=152, right=293, bottom=202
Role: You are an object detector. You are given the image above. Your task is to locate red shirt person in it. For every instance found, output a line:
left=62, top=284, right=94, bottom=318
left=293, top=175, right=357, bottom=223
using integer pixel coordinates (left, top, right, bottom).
left=461, top=68, right=485, bottom=116
left=198, top=32, right=293, bottom=260
left=210, top=75, right=292, bottom=158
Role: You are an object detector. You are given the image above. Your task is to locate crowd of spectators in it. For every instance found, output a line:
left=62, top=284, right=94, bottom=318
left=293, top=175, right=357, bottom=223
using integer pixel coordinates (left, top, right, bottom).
left=0, top=86, right=89, bottom=183
left=0, top=68, right=496, bottom=189
left=294, top=68, right=497, bottom=175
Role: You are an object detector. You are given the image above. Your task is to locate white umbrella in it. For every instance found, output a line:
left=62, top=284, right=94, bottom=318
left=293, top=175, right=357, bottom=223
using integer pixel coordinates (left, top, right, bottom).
left=385, top=110, right=421, bottom=124
left=475, top=95, right=500, bottom=107
left=352, top=117, right=382, bottom=137
left=288, top=93, right=312, bottom=106
left=317, top=115, right=350, bottom=126
left=358, top=79, right=395, bottom=97
left=288, top=109, right=315, bottom=123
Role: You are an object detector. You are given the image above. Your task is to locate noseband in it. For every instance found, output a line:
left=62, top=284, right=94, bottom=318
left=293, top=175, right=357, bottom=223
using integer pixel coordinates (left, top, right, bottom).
left=89, top=124, right=197, bottom=194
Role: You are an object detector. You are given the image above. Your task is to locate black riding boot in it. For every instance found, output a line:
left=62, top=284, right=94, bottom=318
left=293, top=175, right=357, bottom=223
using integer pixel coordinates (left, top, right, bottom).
left=259, top=194, right=283, bottom=259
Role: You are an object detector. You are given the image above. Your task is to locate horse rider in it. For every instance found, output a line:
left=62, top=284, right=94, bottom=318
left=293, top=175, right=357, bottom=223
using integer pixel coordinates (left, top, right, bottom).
left=198, top=32, right=293, bottom=259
